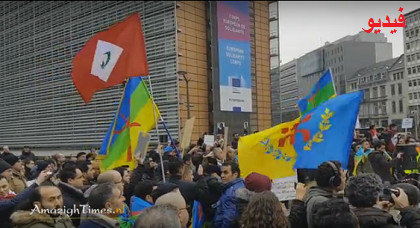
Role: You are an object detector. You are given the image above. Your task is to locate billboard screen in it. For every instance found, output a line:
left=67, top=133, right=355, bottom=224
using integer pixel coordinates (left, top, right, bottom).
left=217, top=1, right=252, bottom=112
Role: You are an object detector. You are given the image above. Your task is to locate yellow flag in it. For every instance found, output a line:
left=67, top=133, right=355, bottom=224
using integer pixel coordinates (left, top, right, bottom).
left=238, top=117, right=301, bottom=179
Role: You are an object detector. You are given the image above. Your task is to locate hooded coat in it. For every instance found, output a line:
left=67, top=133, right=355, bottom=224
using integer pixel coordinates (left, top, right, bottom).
left=304, top=186, right=335, bottom=228
left=10, top=210, right=74, bottom=228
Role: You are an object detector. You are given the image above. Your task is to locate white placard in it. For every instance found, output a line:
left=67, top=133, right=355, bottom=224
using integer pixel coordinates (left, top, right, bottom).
left=402, top=118, right=413, bottom=129
left=355, top=115, right=361, bottom=129
left=204, top=135, right=215, bottom=146
left=271, top=175, right=298, bottom=201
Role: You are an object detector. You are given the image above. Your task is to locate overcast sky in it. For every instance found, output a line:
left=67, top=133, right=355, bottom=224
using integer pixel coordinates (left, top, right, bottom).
left=279, top=1, right=420, bottom=64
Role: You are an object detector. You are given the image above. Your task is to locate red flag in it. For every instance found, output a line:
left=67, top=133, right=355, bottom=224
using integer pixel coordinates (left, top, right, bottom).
left=71, top=13, right=148, bottom=103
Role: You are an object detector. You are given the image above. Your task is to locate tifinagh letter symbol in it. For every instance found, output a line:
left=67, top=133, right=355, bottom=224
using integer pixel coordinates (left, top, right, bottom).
left=101, top=51, right=111, bottom=69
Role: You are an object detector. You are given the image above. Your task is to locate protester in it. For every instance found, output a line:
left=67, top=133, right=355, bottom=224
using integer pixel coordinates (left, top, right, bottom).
left=52, top=153, right=66, bottom=170
left=131, top=180, right=157, bottom=219
left=288, top=183, right=309, bottom=228
left=79, top=183, right=125, bottom=228
left=240, top=191, right=289, bottom=228
left=235, top=172, right=272, bottom=227
left=1, top=146, right=12, bottom=159
left=114, top=166, right=131, bottom=205
left=0, top=158, right=13, bottom=180
left=19, top=146, right=36, bottom=162
left=393, top=183, right=420, bottom=208
left=58, top=166, right=86, bottom=226
left=23, top=159, right=35, bottom=180
left=76, top=152, right=87, bottom=161
left=369, top=140, right=402, bottom=183
left=354, top=140, right=375, bottom=175
left=86, top=152, right=96, bottom=161
left=214, top=162, right=245, bottom=228
left=381, top=123, right=399, bottom=153
left=134, top=204, right=182, bottom=228
left=85, top=170, right=124, bottom=198
left=168, top=160, right=199, bottom=208
left=4, top=154, right=27, bottom=193
left=347, top=173, right=420, bottom=227
left=76, top=160, right=96, bottom=191
left=11, top=185, right=74, bottom=228
left=304, top=161, right=346, bottom=228
left=155, top=191, right=189, bottom=228
left=369, top=124, right=379, bottom=142
left=312, top=199, right=358, bottom=228
left=231, top=133, right=239, bottom=150
left=151, top=182, right=180, bottom=203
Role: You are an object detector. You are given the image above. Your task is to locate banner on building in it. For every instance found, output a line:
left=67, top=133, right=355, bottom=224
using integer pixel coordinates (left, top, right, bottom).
left=217, top=1, right=252, bottom=112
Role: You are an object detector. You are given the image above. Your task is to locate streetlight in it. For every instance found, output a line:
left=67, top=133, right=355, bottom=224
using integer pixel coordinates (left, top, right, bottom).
left=177, top=70, right=191, bottom=119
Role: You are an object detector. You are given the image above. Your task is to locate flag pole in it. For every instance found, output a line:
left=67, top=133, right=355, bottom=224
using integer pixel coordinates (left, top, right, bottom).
left=328, top=67, right=338, bottom=95
left=146, top=75, right=166, bottom=183
left=159, top=115, right=181, bottom=158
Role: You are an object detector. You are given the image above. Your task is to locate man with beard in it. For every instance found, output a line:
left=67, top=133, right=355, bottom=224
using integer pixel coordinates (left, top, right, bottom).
left=19, top=146, right=36, bottom=162
left=10, top=185, right=74, bottom=228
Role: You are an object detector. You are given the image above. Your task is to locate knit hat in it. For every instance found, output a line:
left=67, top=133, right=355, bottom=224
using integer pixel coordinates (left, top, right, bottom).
left=3, top=154, right=19, bottom=166
left=393, top=183, right=420, bottom=206
left=244, top=172, right=272, bottom=193
left=0, top=159, right=12, bottom=174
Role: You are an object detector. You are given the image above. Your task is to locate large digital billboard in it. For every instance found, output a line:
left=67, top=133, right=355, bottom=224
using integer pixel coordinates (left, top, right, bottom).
left=217, top=1, right=252, bottom=112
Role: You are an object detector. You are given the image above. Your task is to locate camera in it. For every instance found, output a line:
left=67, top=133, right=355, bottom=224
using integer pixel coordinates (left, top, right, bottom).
left=380, top=187, right=400, bottom=203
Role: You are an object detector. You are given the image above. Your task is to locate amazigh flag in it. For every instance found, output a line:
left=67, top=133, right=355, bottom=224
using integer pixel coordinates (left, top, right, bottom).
left=239, top=117, right=301, bottom=179
left=99, top=77, right=159, bottom=171
left=190, top=201, right=205, bottom=228
left=71, top=13, right=148, bottom=103
left=293, top=91, right=363, bottom=169
left=297, top=68, right=336, bottom=115
left=352, top=147, right=374, bottom=176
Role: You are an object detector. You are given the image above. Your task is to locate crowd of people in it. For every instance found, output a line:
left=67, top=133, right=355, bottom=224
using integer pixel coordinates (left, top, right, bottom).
left=1, top=126, right=420, bottom=228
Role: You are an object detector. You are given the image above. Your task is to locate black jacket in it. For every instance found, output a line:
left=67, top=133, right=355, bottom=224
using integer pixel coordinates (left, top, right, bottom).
left=196, top=175, right=223, bottom=225
left=59, top=181, right=86, bottom=227
left=353, top=207, right=398, bottom=228
left=168, top=175, right=198, bottom=207
left=289, top=200, right=308, bottom=228
left=368, top=151, right=398, bottom=183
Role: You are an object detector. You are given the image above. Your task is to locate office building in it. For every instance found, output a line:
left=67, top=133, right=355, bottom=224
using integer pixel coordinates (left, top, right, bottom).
left=0, top=1, right=272, bottom=152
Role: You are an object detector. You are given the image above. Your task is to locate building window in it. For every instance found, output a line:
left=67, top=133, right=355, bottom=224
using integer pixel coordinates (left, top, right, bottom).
left=414, top=67, right=417, bottom=74
left=415, top=93, right=418, bottom=100
left=380, top=85, right=386, bottom=97
left=418, top=66, right=420, bottom=73
left=365, top=88, right=370, bottom=100
left=408, top=56, right=411, bottom=62
left=409, top=68, right=412, bottom=75
left=391, top=84, right=395, bottom=95
left=392, top=101, right=396, bottom=113
left=399, top=100, right=403, bottom=113
left=409, top=93, right=413, bottom=100
left=414, top=80, right=417, bottom=87
left=409, top=80, right=413, bottom=87
left=393, top=74, right=396, bottom=80
left=398, top=83, right=402, bottom=94
left=407, top=43, right=411, bottom=50
left=418, top=53, right=420, bottom=60
left=401, top=72, right=404, bottom=79
left=373, top=87, right=378, bottom=98
left=406, top=31, right=410, bottom=37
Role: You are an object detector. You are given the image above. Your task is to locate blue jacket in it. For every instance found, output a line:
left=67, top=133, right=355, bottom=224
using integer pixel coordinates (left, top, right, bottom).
left=130, top=196, right=153, bottom=217
left=213, top=178, right=245, bottom=228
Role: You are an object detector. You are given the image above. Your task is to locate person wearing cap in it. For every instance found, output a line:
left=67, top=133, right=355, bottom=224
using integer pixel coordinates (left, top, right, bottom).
left=19, top=146, right=36, bottom=162
left=3, top=155, right=27, bottom=194
left=163, top=145, right=178, bottom=161
left=233, top=172, right=272, bottom=227
left=0, top=159, right=13, bottom=180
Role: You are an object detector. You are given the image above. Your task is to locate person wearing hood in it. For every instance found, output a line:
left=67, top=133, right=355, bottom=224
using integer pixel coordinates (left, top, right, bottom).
left=1, top=171, right=50, bottom=228
left=58, top=166, right=86, bottom=227
left=19, top=146, right=36, bottom=162
left=10, top=185, right=74, bottom=228
left=304, top=161, right=346, bottom=228
left=234, top=172, right=272, bottom=227
left=347, top=173, right=420, bottom=228
left=213, top=162, right=245, bottom=228
left=3, top=154, right=27, bottom=194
